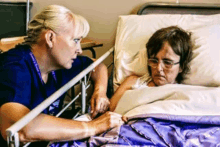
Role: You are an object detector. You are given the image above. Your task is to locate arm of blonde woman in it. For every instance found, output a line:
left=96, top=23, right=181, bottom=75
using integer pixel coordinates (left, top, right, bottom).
left=109, top=75, right=139, bottom=112
left=0, top=103, right=124, bottom=143
left=90, top=62, right=110, bottom=118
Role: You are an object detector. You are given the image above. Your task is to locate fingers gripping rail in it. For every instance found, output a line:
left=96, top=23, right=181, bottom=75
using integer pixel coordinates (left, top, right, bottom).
left=6, top=47, right=114, bottom=147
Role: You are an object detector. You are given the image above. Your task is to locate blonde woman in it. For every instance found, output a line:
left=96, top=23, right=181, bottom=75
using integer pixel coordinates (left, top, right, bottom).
left=0, top=5, right=124, bottom=146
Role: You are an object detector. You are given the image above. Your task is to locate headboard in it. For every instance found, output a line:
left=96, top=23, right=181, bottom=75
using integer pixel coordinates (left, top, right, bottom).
left=137, top=2, right=220, bottom=15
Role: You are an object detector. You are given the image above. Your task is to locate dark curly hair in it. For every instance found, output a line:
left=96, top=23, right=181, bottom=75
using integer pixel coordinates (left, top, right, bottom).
left=146, top=26, right=193, bottom=83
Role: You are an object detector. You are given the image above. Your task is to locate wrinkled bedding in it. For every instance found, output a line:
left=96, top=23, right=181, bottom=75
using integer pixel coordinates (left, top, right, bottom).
left=49, top=84, right=220, bottom=147
left=115, top=84, right=220, bottom=117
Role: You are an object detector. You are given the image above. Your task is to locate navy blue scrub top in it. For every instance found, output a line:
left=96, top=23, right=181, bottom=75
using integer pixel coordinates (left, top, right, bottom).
left=0, top=45, right=93, bottom=146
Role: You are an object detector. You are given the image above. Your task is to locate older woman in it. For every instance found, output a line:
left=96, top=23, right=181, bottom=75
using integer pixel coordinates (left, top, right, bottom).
left=0, top=5, right=124, bottom=146
left=110, top=26, right=192, bottom=111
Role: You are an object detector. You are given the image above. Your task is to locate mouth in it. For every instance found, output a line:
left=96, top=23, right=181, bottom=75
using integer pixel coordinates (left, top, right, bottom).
left=70, top=56, right=77, bottom=63
left=154, top=74, right=166, bottom=78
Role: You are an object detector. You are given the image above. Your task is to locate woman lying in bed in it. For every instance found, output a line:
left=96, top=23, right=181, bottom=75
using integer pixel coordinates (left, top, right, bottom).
left=110, top=26, right=193, bottom=111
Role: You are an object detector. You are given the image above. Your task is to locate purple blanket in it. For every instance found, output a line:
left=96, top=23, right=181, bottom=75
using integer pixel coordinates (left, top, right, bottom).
left=49, top=114, right=220, bottom=147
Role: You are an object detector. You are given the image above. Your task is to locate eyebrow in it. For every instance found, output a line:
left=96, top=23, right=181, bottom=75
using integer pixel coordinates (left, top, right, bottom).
left=150, top=57, right=174, bottom=62
left=162, top=58, right=174, bottom=61
left=74, top=36, right=83, bottom=40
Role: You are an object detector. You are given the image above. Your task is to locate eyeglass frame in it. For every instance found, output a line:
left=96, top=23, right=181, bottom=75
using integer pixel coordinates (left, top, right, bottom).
left=148, top=58, right=180, bottom=69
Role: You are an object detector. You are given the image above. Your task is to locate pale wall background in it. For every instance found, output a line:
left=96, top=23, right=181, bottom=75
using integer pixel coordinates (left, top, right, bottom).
left=4, top=0, right=220, bottom=71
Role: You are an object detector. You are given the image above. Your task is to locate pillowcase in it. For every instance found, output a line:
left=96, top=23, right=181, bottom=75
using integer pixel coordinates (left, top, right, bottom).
left=114, top=48, right=148, bottom=88
left=113, top=14, right=220, bottom=90
left=183, top=25, right=220, bottom=86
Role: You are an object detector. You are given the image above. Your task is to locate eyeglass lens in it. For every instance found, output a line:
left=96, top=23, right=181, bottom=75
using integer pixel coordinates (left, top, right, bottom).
left=148, top=59, right=176, bottom=69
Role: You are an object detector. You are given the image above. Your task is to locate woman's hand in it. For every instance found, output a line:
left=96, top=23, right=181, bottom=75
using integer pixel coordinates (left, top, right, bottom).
left=88, top=111, right=127, bottom=135
left=90, top=92, right=110, bottom=118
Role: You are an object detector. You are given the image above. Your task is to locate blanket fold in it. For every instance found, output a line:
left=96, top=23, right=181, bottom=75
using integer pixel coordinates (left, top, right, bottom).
left=114, top=84, right=220, bottom=117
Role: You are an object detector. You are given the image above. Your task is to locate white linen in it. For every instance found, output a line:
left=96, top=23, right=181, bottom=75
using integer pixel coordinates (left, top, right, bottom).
left=184, top=25, right=220, bottom=86
left=113, top=14, right=220, bottom=90
left=131, top=74, right=151, bottom=89
left=74, top=114, right=92, bottom=121
left=114, top=84, right=220, bottom=117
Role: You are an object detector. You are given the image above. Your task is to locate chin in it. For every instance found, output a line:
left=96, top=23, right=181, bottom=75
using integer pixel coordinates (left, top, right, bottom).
left=153, top=80, right=166, bottom=86
left=66, top=65, right=72, bottom=69
left=156, top=83, right=166, bottom=86
left=63, top=63, right=72, bottom=69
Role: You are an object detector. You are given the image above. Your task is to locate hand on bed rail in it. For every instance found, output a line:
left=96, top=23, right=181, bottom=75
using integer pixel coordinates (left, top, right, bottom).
left=90, top=92, right=110, bottom=118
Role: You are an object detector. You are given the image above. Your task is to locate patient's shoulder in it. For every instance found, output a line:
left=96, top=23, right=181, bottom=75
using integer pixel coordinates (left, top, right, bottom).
left=124, top=75, right=139, bottom=84
left=132, top=74, right=151, bottom=89
left=125, top=75, right=139, bottom=80
left=119, top=75, right=139, bottom=90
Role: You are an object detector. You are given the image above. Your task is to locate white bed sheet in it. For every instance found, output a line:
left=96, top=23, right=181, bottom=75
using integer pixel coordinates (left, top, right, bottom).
left=114, top=84, right=220, bottom=117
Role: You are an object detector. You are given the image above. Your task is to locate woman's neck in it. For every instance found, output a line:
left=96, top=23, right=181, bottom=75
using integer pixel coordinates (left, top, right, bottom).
left=31, top=45, right=55, bottom=83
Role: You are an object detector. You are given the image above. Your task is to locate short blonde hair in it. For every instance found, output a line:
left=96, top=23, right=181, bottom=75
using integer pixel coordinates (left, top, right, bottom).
left=24, top=5, right=90, bottom=45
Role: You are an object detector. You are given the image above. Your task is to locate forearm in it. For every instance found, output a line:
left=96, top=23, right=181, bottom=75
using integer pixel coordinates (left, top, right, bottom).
left=109, top=87, right=127, bottom=111
left=19, top=114, right=96, bottom=142
left=20, top=112, right=123, bottom=143
left=91, top=63, right=108, bottom=94
left=110, top=75, right=139, bottom=111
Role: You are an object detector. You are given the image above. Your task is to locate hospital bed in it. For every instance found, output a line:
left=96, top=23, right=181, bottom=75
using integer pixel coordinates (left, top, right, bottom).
left=5, top=2, right=220, bottom=147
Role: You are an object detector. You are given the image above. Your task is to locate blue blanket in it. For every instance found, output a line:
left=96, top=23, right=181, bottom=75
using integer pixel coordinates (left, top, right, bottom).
left=49, top=114, right=220, bottom=147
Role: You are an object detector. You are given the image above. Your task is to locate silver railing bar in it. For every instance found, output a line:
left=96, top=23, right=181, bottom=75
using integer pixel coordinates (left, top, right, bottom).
left=86, top=84, right=90, bottom=89
left=23, top=142, right=30, bottom=147
left=56, top=93, right=81, bottom=117
left=26, top=0, right=30, bottom=31
left=73, top=110, right=82, bottom=119
left=6, top=47, right=114, bottom=139
left=81, top=77, right=86, bottom=114
left=107, top=62, right=113, bottom=69
left=56, top=81, right=91, bottom=118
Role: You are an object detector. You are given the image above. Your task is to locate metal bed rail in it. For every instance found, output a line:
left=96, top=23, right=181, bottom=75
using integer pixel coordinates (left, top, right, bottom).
left=6, top=47, right=114, bottom=147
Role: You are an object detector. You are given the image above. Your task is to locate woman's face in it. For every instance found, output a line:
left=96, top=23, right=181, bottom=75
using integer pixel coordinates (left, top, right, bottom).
left=150, top=41, right=182, bottom=86
left=51, top=24, right=83, bottom=70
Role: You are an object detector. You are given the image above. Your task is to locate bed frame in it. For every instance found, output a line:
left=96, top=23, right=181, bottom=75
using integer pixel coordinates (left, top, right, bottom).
left=5, top=2, right=220, bottom=147
left=137, top=2, right=220, bottom=15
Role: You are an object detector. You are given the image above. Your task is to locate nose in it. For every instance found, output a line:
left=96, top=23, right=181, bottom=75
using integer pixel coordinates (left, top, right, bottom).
left=156, top=61, right=163, bottom=72
left=76, top=44, right=83, bottom=55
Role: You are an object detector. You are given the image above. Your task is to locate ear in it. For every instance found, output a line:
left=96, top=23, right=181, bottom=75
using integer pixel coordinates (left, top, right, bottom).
left=45, top=30, right=56, bottom=49
left=179, top=67, right=183, bottom=73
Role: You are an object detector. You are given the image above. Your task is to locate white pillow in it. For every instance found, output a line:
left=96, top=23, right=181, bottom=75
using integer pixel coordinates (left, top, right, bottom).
left=114, top=48, right=148, bottom=87
left=113, top=14, right=220, bottom=90
left=183, top=25, right=220, bottom=86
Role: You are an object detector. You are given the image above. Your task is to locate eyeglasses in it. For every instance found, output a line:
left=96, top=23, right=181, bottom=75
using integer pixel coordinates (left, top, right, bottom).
left=148, top=58, right=180, bottom=69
